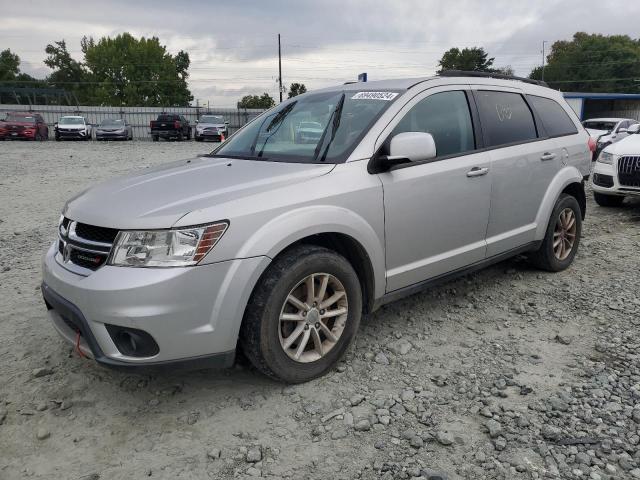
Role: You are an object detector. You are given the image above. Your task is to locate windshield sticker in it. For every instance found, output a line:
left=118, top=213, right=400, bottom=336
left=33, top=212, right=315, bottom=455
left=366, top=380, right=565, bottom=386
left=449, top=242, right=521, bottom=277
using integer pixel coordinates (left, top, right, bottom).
left=351, top=91, right=398, bottom=101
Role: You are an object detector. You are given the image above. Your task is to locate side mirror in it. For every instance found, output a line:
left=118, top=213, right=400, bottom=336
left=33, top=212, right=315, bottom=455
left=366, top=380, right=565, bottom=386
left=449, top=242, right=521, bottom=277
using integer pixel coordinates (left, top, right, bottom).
left=225, top=121, right=230, bottom=125
left=618, top=128, right=627, bottom=134
left=368, top=132, right=437, bottom=173
left=195, top=120, right=199, bottom=124
left=627, top=124, right=640, bottom=134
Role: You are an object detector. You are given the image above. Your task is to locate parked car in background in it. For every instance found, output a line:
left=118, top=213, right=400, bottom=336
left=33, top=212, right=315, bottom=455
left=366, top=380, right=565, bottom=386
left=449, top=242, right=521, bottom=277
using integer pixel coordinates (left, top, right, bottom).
left=95, top=118, right=133, bottom=141
left=150, top=114, right=191, bottom=141
left=55, top=116, right=92, bottom=141
left=42, top=73, right=591, bottom=383
left=583, top=118, right=639, bottom=160
left=1, top=112, right=48, bottom=140
left=194, top=114, right=228, bottom=142
left=591, top=123, right=640, bottom=206
left=295, top=121, right=323, bottom=144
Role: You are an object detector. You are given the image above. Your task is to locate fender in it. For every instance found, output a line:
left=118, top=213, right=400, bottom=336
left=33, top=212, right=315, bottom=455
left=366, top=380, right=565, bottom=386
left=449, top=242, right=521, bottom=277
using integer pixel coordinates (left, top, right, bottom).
left=534, top=165, right=584, bottom=240
left=235, top=205, right=386, bottom=299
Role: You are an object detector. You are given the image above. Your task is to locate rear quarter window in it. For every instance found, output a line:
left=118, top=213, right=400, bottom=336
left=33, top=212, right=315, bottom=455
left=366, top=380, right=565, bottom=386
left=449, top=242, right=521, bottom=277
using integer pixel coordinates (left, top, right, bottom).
left=527, top=95, right=578, bottom=137
left=475, top=90, right=538, bottom=147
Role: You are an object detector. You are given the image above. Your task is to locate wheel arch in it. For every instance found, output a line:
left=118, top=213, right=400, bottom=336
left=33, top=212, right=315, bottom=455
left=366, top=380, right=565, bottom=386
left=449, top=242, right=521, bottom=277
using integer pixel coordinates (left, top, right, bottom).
left=534, top=166, right=585, bottom=239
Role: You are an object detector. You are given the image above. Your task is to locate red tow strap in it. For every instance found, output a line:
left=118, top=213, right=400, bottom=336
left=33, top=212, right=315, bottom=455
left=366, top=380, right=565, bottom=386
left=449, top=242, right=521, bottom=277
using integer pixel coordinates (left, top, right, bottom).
left=75, top=330, right=87, bottom=359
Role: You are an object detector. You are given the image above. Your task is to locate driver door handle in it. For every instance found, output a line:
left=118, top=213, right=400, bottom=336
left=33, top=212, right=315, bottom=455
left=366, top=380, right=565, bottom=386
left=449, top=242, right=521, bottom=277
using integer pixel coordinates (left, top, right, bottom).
left=466, top=167, right=489, bottom=178
left=540, top=152, right=557, bottom=161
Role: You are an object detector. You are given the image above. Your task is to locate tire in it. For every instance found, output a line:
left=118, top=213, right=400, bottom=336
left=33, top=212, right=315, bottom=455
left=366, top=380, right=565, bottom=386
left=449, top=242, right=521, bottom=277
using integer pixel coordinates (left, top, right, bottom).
left=528, top=193, right=582, bottom=272
left=177, top=132, right=184, bottom=141
left=594, top=192, right=624, bottom=207
left=186, top=129, right=191, bottom=140
left=240, top=245, right=362, bottom=383
left=152, top=135, right=158, bottom=142
left=195, top=136, right=203, bottom=142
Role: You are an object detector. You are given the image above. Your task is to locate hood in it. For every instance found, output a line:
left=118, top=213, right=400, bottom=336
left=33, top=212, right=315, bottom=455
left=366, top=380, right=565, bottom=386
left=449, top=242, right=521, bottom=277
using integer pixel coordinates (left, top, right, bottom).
left=64, top=157, right=335, bottom=229
left=197, top=122, right=225, bottom=129
left=586, top=128, right=610, bottom=138
left=97, top=125, right=124, bottom=131
left=4, top=121, right=36, bottom=127
left=58, top=124, right=86, bottom=130
left=604, top=134, right=640, bottom=156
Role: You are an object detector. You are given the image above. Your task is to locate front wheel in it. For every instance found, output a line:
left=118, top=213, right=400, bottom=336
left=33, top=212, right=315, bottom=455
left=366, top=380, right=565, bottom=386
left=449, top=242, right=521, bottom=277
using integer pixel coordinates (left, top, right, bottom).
left=528, top=193, right=582, bottom=272
left=240, top=245, right=362, bottom=383
left=594, top=192, right=624, bottom=207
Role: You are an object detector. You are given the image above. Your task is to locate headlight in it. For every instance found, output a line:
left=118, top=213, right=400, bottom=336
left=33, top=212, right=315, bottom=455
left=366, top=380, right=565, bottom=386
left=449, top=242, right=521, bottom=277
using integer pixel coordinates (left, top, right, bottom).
left=108, top=221, right=228, bottom=267
left=597, top=151, right=615, bottom=164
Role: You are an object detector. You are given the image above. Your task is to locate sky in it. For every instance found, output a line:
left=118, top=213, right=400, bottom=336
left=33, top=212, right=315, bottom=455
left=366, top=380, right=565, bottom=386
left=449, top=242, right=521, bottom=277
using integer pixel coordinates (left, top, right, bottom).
left=2, top=0, right=639, bottom=107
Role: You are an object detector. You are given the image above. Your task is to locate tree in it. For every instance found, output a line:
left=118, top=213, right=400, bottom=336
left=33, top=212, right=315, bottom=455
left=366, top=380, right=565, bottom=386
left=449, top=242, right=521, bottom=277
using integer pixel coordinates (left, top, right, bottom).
left=287, top=82, right=307, bottom=98
left=0, top=49, right=21, bottom=81
left=81, top=33, right=193, bottom=106
left=237, top=92, right=276, bottom=109
left=529, top=32, right=640, bottom=93
left=44, top=40, right=88, bottom=100
left=496, top=66, right=515, bottom=76
left=437, top=47, right=495, bottom=73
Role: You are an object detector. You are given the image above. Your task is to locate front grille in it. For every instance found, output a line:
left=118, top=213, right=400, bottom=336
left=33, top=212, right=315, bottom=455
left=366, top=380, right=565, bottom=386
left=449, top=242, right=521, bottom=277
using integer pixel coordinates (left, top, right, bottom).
left=618, top=155, right=640, bottom=188
left=75, top=223, right=119, bottom=244
left=58, top=218, right=118, bottom=272
left=593, top=173, right=614, bottom=188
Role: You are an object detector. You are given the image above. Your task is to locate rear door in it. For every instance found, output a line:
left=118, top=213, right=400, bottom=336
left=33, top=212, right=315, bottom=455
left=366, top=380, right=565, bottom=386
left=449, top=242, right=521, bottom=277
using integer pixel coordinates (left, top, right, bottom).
left=377, top=86, right=492, bottom=292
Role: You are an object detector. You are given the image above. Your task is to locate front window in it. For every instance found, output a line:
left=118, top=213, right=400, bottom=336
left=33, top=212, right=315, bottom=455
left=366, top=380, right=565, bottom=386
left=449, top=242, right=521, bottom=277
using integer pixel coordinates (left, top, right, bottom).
left=100, top=119, right=124, bottom=127
left=59, top=117, right=85, bottom=125
left=582, top=120, right=616, bottom=132
left=5, top=114, right=35, bottom=123
left=200, top=115, right=225, bottom=123
left=212, top=90, right=401, bottom=163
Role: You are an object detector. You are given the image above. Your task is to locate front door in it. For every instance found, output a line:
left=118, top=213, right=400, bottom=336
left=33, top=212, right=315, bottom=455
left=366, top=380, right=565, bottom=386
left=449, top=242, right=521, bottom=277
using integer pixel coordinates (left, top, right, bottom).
left=378, top=88, right=492, bottom=292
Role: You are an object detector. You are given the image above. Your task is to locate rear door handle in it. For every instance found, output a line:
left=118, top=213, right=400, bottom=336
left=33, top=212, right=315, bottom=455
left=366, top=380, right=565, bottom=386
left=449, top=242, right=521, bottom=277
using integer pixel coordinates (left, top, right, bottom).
left=466, top=167, right=489, bottom=178
left=541, top=152, right=557, bottom=161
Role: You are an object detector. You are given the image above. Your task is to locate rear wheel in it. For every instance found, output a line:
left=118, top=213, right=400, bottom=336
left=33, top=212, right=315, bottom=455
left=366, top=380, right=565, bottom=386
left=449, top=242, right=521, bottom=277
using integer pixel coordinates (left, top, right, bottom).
left=240, top=245, right=362, bottom=383
left=528, top=193, right=582, bottom=272
left=594, top=192, right=624, bottom=207
left=152, top=135, right=159, bottom=142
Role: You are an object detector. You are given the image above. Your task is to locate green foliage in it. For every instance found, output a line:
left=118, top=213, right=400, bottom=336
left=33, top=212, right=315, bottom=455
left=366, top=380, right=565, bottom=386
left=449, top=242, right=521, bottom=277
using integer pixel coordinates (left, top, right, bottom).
left=529, top=32, right=640, bottom=93
left=287, top=82, right=307, bottom=98
left=42, top=33, right=193, bottom=106
left=437, top=47, right=495, bottom=72
left=237, top=92, right=276, bottom=109
left=0, top=49, right=21, bottom=81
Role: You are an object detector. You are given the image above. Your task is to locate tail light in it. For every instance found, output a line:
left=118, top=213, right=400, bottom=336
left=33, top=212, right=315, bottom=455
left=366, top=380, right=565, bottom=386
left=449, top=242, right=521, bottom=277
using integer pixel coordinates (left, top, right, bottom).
left=174, top=120, right=181, bottom=129
left=588, top=137, right=596, bottom=152
left=149, top=121, right=153, bottom=128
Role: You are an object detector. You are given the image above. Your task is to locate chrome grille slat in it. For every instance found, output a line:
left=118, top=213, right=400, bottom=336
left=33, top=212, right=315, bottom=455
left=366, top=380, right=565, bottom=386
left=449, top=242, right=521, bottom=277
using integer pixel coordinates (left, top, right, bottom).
left=57, top=219, right=118, bottom=272
left=617, top=155, right=640, bottom=188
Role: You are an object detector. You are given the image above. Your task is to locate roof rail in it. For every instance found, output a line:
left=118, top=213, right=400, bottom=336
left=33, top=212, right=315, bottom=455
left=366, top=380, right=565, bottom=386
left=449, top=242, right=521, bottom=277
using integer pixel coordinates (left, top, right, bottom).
left=438, top=70, right=548, bottom=87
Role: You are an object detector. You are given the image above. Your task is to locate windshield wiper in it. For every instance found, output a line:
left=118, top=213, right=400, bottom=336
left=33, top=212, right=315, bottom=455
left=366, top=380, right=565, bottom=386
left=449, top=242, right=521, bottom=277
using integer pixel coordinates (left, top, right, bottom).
left=254, top=102, right=298, bottom=158
left=312, top=93, right=346, bottom=162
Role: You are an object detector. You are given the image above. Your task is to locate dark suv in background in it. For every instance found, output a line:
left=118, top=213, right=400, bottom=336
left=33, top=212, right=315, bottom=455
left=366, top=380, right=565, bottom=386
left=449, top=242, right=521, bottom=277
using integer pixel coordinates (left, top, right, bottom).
left=150, top=114, right=191, bottom=141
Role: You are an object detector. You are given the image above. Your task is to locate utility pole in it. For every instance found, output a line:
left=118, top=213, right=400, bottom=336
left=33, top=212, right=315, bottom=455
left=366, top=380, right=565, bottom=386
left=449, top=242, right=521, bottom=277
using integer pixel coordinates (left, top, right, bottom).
left=278, top=33, right=283, bottom=103
left=541, top=40, right=548, bottom=82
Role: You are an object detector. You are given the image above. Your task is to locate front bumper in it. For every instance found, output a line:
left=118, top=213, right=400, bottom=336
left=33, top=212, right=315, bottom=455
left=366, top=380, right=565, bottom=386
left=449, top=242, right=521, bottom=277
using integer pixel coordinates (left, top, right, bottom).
left=96, top=132, right=127, bottom=140
left=42, top=242, right=270, bottom=368
left=56, top=130, right=89, bottom=139
left=6, top=130, right=35, bottom=139
left=591, top=160, right=640, bottom=197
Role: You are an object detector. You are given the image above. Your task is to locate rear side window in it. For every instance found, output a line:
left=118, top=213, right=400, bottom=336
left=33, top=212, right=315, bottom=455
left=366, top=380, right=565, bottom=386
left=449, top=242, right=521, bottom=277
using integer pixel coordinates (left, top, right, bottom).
left=475, top=91, right=537, bottom=147
left=157, top=115, right=179, bottom=122
left=391, top=90, right=475, bottom=158
left=528, top=95, right=578, bottom=137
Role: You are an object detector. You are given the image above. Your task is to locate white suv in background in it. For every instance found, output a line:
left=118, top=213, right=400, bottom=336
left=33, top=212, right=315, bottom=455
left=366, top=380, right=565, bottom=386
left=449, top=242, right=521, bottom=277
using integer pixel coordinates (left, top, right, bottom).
left=583, top=117, right=639, bottom=159
left=592, top=123, right=640, bottom=206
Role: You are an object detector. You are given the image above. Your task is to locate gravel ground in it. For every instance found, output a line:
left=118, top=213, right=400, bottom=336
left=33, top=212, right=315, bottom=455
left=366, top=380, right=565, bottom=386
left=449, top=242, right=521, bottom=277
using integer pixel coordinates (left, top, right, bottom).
left=1, top=141, right=639, bottom=480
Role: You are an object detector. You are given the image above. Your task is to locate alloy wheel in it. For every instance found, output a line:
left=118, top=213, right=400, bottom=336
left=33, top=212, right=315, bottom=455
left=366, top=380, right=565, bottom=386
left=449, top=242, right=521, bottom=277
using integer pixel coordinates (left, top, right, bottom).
left=553, top=208, right=577, bottom=260
left=278, top=273, right=348, bottom=363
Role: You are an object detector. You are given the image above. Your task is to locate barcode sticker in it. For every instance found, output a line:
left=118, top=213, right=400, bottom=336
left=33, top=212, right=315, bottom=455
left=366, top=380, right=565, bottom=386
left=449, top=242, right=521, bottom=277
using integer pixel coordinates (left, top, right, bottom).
left=351, top=92, right=398, bottom=101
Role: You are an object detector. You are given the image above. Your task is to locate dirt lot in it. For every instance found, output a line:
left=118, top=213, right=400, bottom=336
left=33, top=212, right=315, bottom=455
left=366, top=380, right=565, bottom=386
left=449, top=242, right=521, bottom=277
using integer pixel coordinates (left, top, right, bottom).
left=1, top=141, right=639, bottom=480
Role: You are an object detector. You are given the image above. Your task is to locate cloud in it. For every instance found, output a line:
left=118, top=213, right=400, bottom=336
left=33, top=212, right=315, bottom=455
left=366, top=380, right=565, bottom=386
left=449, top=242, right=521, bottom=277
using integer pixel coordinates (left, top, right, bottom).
left=1, top=0, right=638, bottom=106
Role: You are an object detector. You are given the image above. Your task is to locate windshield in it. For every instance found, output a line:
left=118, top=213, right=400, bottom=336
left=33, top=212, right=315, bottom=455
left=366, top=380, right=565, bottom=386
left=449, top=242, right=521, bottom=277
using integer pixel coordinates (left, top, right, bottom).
left=583, top=121, right=616, bottom=131
left=212, top=90, right=400, bottom=163
left=59, top=117, right=84, bottom=125
left=100, top=119, right=124, bottom=127
left=5, top=114, right=35, bottom=123
left=200, top=115, right=224, bottom=123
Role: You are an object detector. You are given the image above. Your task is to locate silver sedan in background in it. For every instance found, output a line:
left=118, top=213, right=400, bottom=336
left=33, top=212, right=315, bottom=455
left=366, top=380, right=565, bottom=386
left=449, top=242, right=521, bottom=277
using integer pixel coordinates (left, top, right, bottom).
left=95, top=118, right=133, bottom=141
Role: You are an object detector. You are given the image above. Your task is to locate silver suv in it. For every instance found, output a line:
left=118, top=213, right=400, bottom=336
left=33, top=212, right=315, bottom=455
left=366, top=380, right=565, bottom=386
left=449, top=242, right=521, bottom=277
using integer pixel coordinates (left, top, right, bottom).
left=42, top=73, right=592, bottom=383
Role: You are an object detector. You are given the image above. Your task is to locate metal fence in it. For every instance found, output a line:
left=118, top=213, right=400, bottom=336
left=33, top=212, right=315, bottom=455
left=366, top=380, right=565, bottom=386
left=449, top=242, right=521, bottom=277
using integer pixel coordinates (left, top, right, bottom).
left=0, top=104, right=266, bottom=140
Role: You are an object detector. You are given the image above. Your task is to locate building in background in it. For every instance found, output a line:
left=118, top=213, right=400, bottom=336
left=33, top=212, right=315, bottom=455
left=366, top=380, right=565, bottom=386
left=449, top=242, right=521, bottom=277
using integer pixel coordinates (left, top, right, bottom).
left=563, top=92, right=640, bottom=121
